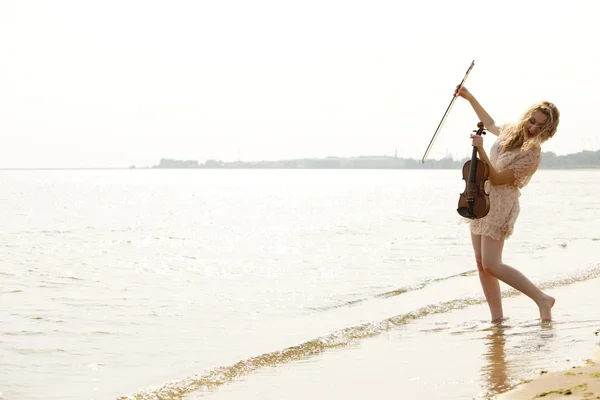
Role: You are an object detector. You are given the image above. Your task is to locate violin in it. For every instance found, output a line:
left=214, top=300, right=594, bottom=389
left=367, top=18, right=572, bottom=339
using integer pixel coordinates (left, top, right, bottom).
left=456, top=122, right=490, bottom=219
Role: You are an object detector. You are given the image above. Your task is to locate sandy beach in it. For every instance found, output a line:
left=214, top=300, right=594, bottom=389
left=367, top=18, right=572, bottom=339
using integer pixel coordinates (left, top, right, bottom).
left=498, top=349, right=600, bottom=399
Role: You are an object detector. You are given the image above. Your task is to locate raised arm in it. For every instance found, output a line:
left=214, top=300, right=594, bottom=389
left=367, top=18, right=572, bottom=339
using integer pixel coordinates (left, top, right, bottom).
left=454, top=86, right=501, bottom=136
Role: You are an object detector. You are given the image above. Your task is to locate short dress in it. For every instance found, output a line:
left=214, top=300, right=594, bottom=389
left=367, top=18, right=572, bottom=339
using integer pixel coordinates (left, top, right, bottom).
left=466, top=124, right=542, bottom=241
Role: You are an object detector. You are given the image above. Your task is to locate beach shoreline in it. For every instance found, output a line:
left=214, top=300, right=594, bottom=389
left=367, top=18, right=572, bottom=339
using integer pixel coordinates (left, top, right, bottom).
left=498, top=346, right=600, bottom=399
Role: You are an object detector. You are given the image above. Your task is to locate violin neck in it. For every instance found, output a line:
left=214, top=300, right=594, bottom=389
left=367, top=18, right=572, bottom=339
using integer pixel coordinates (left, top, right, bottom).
left=468, top=124, right=485, bottom=184
left=468, top=146, right=478, bottom=184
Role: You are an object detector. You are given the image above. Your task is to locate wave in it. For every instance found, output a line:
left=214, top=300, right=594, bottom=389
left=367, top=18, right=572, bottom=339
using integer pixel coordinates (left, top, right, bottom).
left=118, top=264, right=600, bottom=400
left=309, top=268, right=478, bottom=312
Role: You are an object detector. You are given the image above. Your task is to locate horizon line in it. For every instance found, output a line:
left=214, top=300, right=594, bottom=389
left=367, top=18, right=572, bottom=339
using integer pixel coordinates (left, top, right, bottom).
left=2, top=148, right=599, bottom=170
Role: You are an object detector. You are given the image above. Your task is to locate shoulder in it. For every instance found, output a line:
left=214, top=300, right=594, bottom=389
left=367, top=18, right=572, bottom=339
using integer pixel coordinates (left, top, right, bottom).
left=524, top=143, right=541, bottom=156
left=516, top=145, right=541, bottom=165
left=508, top=145, right=541, bottom=187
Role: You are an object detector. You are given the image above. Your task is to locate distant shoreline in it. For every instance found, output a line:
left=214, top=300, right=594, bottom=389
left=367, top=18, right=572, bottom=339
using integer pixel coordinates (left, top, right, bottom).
left=1, top=149, right=599, bottom=171
left=148, top=150, right=600, bottom=170
left=1, top=167, right=600, bottom=171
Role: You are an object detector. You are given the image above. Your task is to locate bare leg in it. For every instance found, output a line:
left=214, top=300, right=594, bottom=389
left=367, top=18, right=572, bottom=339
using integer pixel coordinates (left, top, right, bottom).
left=481, top=235, right=555, bottom=321
left=471, top=232, right=504, bottom=322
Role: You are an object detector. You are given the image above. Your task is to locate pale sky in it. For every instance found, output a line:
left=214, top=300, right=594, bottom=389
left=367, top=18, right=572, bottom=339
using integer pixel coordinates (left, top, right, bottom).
left=1, top=0, right=599, bottom=168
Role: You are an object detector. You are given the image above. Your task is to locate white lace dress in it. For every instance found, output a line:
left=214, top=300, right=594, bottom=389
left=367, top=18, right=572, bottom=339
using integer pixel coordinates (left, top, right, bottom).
left=467, top=124, right=542, bottom=241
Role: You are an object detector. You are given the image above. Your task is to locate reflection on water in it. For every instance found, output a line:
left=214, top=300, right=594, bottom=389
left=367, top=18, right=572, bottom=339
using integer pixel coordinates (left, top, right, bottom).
left=481, top=324, right=510, bottom=396
left=480, top=321, right=555, bottom=399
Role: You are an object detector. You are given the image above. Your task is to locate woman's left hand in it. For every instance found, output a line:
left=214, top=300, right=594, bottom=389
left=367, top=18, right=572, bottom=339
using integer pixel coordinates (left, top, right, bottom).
left=470, top=134, right=483, bottom=149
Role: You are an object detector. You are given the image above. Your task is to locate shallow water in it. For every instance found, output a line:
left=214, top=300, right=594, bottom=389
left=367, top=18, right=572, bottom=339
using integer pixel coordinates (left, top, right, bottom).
left=1, top=169, right=599, bottom=400
left=192, top=276, right=600, bottom=400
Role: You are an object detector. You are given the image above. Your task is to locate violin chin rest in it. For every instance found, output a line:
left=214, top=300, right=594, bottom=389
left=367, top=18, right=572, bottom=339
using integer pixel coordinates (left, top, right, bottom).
left=457, top=206, right=476, bottom=219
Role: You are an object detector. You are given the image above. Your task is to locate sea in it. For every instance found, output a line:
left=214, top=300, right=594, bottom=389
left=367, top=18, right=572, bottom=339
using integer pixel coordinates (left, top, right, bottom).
left=1, top=168, right=599, bottom=400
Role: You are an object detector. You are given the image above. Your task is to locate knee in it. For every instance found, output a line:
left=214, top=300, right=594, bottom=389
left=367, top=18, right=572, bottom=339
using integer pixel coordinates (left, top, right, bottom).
left=481, top=258, right=499, bottom=275
left=475, top=257, right=484, bottom=272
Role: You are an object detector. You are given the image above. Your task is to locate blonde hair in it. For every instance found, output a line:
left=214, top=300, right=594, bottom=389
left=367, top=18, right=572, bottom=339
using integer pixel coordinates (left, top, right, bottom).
left=499, top=101, right=560, bottom=151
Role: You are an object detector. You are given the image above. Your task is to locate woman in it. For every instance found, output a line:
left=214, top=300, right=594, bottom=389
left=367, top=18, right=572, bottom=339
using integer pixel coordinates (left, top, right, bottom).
left=455, top=85, right=560, bottom=322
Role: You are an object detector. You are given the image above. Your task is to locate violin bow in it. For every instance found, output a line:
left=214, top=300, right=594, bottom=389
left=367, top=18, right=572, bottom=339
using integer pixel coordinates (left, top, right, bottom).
left=421, top=60, right=475, bottom=163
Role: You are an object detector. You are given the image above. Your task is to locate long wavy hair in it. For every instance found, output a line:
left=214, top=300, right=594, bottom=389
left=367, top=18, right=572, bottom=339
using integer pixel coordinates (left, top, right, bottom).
left=499, top=101, right=560, bottom=152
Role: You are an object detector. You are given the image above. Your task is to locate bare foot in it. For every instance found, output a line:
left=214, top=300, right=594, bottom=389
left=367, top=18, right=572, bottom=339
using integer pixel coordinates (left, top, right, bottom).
left=538, top=295, right=556, bottom=321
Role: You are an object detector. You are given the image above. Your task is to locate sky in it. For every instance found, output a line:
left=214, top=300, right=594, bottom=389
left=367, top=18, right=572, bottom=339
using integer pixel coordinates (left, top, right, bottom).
left=1, top=0, right=599, bottom=168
